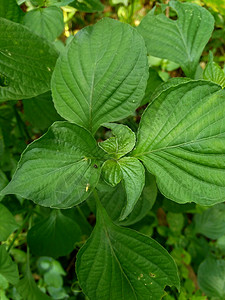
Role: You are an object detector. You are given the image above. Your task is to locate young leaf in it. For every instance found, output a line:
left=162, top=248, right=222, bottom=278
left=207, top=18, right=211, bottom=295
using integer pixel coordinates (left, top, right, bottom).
left=0, top=204, right=18, bottom=241
left=52, top=18, right=148, bottom=133
left=0, top=18, right=58, bottom=101
left=138, top=0, right=214, bottom=78
left=71, top=0, right=104, bottom=12
left=203, top=52, right=225, bottom=88
left=1, top=121, right=104, bottom=208
left=132, top=80, right=225, bottom=206
left=23, top=7, right=64, bottom=42
left=99, top=123, right=136, bottom=158
left=101, top=159, right=123, bottom=187
left=194, top=203, right=225, bottom=239
left=198, top=258, right=225, bottom=299
left=27, top=210, right=81, bottom=258
left=76, top=198, right=179, bottom=300
left=17, top=266, right=51, bottom=300
left=0, top=0, right=24, bottom=23
left=118, top=157, right=145, bottom=220
left=0, top=245, right=19, bottom=285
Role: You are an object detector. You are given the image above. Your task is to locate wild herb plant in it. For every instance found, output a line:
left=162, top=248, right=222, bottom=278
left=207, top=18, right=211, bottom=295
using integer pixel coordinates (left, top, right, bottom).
left=0, top=0, right=225, bottom=299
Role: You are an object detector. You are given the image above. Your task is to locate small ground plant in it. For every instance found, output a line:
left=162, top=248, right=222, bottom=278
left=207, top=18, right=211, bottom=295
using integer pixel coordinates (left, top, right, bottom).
left=0, top=0, right=225, bottom=299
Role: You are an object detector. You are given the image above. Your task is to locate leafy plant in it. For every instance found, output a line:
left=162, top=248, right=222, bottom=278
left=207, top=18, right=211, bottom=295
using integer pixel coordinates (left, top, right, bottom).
left=0, top=0, right=225, bottom=299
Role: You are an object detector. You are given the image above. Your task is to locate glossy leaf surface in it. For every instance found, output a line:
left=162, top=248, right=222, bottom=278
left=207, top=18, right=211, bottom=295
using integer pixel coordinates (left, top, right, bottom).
left=138, top=0, right=214, bottom=77
left=1, top=122, right=104, bottom=208
left=0, top=18, right=58, bottom=100
left=76, top=199, right=179, bottom=300
left=52, top=18, right=148, bottom=133
left=133, top=81, right=225, bottom=206
left=27, top=210, right=81, bottom=258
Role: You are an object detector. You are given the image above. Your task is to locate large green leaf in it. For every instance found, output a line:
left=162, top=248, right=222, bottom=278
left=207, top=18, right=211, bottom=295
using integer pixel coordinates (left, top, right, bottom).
left=0, top=18, right=58, bottom=101
left=23, top=92, right=62, bottom=131
left=17, top=266, right=51, bottom=300
left=0, top=0, right=24, bottom=23
left=1, top=122, right=104, bottom=208
left=0, top=204, right=18, bottom=241
left=27, top=210, right=81, bottom=258
left=203, top=52, right=225, bottom=88
left=52, top=18, right=148, bottom=133
left=137, top=0, right=214, bottom=78
left=0, top=245, right=19, bottom=285
left=76, top=198, right=179, bottom=300
left=198, top=257, right=225, bottom=299
left=23, top=7, right=64, bottom=42
left=194, top=203, right=225, bottom=239
left=99, top=123, right=136, bottom=159
left=71, top=0, right=104, bottom=12
left=132, top=80, right=225, bottom=206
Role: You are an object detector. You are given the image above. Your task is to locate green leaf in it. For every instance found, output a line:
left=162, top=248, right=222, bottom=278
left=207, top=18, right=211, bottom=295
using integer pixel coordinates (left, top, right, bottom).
left=203, top=52, right=225, bottom=88
left=17, top=266, right=51, bottom=300
left=71, top=0, right=104, bottom=12
left=23, top=7, right=64, bottom=42
left=0, top=245, right=19, bottom=285
left=0, top=204, right=18, bottom=241
left=52, top=18, right=148, bottom=133
left=0, top=170, right=8, bottom=201
left=101, top=159, right=123, bottom=187
left=99, top=123, right=136, bottom=158
left=137, top=0, right=214, bottom=78
left=198, top=257, right=225, bottom=299
left=1, top=121, right=104, bottom=208
left=132, top=80, right=225, bottom=206
left=27, top=210, right=81, bottom=258
left=141, top=68, right=163, bottom=106
left=23, top=92, right=62, bottom=131
left=76, top=199, right=179, bottom=300
left=0, top=18, right=58, bottom=101
left=0, top=0, right=24, bottom=23
left=194, top=203, right=225, bottom=239
left=91, top=171, right=157, bottom=226
left=118, top=157, right=145, bottom=220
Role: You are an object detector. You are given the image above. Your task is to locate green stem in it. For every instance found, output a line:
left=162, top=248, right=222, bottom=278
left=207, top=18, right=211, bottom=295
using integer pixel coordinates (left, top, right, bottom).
left=7, top=211, right=32, bottom=252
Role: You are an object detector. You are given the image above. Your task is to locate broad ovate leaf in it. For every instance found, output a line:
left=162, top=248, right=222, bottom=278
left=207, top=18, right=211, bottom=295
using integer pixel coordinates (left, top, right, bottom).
left=203, top=52, right=225, bottom=88
left=138, top=0, right=214, bottom=78
left=194, top=203, right=225, bottom=239
left=27, top=210, right=81, bottom=258
left=76, top=199, right=179, bottom=300
left=132, top=80, right=225, bottom=206
left=0, top=245, right=19, bottom=285
left=0, top=204, right=18, bottom=241
left=23, top=7, right=64, bottom=42
left=1, top=121, right=104, bottom=208
left=198, top=257, right=225, bottom=299
left=0, top=18, right=58, bottom=101
left=52, top=18, right=148, bottom=133
left=99, top=123, right=136, bottom=158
